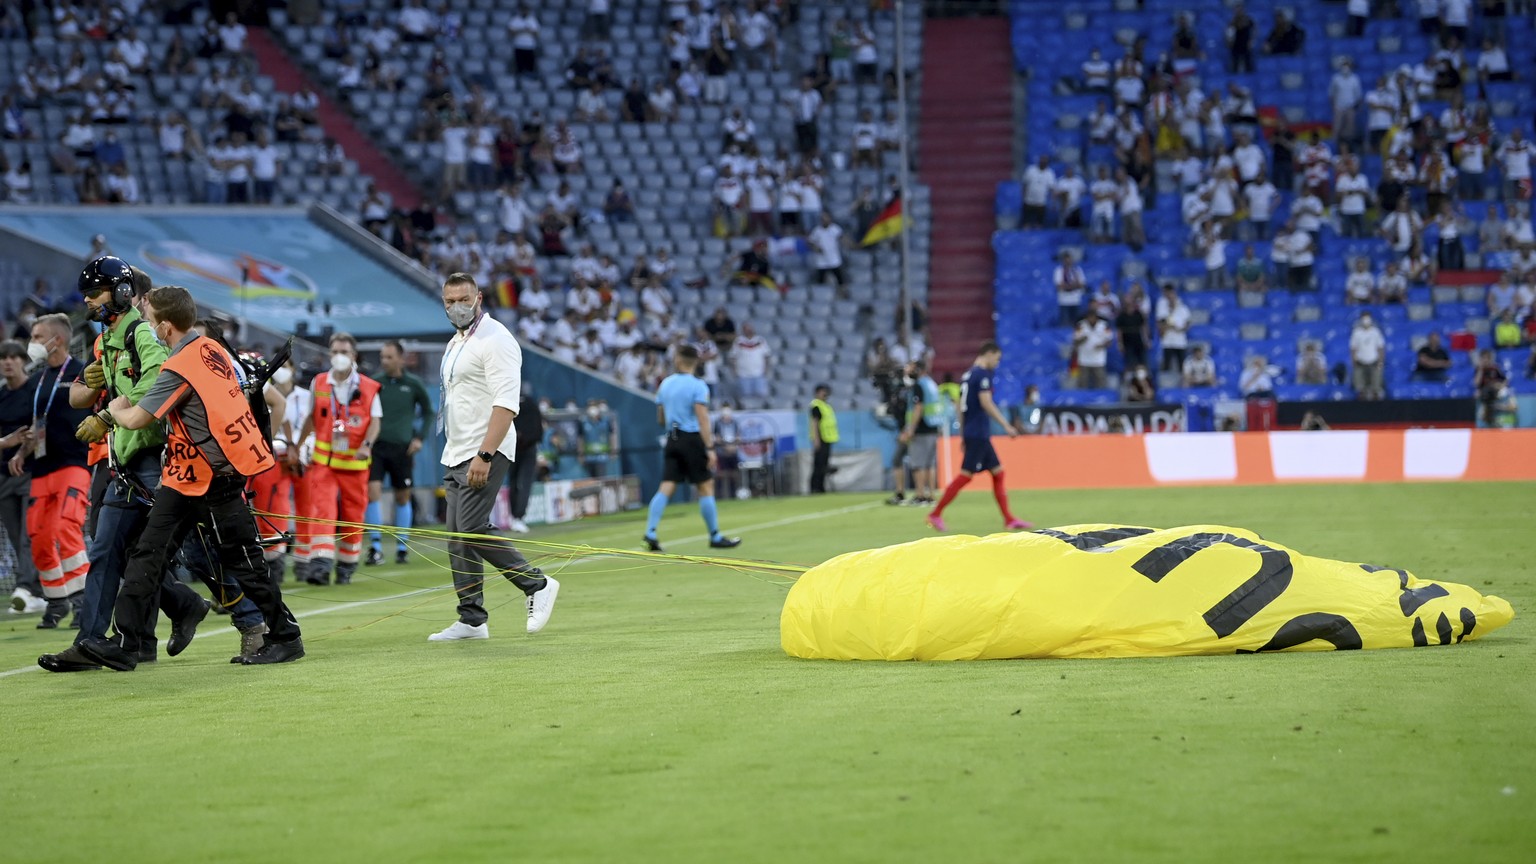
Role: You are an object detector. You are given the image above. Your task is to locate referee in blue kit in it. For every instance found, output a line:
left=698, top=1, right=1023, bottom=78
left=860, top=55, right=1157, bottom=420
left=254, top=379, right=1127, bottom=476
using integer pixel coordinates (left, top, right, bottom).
left=642, top=345, right=741, bottom=553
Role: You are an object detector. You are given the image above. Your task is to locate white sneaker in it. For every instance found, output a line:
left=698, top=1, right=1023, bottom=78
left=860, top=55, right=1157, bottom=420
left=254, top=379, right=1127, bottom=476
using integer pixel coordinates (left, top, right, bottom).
left=526, top=577, right=560, bottom=634
left=9, top=587, right=45, bottom=615
left=427, top=621, right=489, bottom=642
left=508, top=518, right=530, bottom=534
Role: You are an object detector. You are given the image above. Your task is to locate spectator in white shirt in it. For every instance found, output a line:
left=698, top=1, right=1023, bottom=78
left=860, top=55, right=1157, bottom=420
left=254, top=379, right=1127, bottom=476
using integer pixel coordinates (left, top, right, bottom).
left=1476, top=39, right=1511, bottom=84
left=1020, top=156, right=1056, bottom=229
left=218, top=12, right=248, bottom=59
left=1379, top=197, right=1424, bottom=255
left=1329, top=59, right=1364, bottom=147
left=1182, top=345, right=1217, bottom=387
left=1117, top=167, right=1145, bottom=251
left=1199, top=220, right=1228, bottom=291
left=440, top=116, right=469, bottom=196
left=223, top=130, right=252, bottom=203
left=1287, top=224, right=1315, bottom=291
left=737, top=0, right=777, bottom=71
left=1072, top=310, right=1113, bottom=390
left=1053, top=251, right=1086, bottom=325
left=1088, top=166, right=1118, bottom=243
left=1053, top=165, right=1087, bottom=229
left=105, top=162, right=139, bottom=204
left=1335, top=160, right=1372, bottom=238
left=1365, top=77, right=1397, bottom=152
left=1497, top=129, right=1532, bottom=203
left=506, top=5, right=541, bottom=77
left=808, top=213, right=847, bottom=289
left=250, top=128, right=280, bottom=204
left=1242, top=171, right=1278, bottom=241
left=1157, top=284, right=1192, bottom=372
left=731, top=322, right=772, bottom=403
left=1239, top=356, right=1278, bottom=399
left=1345, top=257, right=1377, bottom=305
left=1350, top=313, right=1386, bottom=400
left=398, top=0, right=436, bottom=42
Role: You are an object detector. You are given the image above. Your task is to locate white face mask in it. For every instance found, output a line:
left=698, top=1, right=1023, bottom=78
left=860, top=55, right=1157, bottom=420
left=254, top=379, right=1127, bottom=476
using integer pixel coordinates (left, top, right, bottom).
left=272, top=366, right=293, bottom=386
left=446, top=298, right=479, bottom=329
left=330, top=352, right=354, bottom=377
left=26, top=341, right=48, bottom=364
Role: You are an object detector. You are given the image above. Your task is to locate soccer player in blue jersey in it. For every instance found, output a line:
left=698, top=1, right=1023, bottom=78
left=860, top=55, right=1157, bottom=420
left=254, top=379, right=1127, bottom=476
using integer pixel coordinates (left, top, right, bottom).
left=927, top=341, right=1031, bottom=532
left=642, top=345, right=742, bottom=551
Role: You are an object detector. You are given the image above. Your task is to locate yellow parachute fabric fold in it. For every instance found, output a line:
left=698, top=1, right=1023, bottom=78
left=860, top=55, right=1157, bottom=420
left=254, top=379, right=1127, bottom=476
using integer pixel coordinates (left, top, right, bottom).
left=779, top=525, right=1514, bottom=661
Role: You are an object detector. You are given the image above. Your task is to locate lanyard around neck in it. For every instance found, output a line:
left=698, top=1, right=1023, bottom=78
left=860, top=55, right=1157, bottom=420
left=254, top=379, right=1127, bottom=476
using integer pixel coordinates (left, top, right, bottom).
left=34, top=357, right=73, bottom=421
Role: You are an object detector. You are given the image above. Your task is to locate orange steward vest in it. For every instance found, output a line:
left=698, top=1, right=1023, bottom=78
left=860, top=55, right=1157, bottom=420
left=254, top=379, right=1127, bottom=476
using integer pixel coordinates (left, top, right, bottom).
left=159, top=335, right=274, bottom=494
left=311, top=372, right=380, bottom=472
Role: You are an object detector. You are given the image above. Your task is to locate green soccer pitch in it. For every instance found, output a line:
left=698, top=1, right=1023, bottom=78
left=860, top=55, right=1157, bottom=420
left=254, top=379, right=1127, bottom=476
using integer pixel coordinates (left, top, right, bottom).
left=1, top=482, right=1531, bottom=863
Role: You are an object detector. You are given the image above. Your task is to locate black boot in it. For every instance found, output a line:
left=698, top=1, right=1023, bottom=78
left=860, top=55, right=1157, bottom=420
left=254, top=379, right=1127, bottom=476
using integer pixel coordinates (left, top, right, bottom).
left=335, top=561, right=357, bottom=585
left=37, top=599, right=69, bottom=629
left=305, top=557, right=333, bottom=585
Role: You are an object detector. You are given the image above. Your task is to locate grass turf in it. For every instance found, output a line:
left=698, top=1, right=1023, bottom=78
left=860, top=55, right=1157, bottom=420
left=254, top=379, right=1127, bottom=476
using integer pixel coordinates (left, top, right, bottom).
left=0, top=482, right=1532, bottom=863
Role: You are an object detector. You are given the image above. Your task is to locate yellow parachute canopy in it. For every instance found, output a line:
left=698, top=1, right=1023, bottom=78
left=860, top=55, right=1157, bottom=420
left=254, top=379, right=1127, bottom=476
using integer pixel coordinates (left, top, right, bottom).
left=780, top=525, right=1514, bottom=661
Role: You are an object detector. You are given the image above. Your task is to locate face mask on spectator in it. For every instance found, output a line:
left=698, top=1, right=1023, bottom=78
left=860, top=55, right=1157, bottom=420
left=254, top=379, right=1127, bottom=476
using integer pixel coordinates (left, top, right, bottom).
left=330, top=353, right=354, bottom=377
left=26, top=341, right=49, bottom=365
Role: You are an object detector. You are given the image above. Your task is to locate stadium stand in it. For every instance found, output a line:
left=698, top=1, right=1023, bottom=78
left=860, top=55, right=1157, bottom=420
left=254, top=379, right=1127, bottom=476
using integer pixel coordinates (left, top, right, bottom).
left=995, top=0, right=1536, bottom=416
left=1, top=2, right=932, bottom=410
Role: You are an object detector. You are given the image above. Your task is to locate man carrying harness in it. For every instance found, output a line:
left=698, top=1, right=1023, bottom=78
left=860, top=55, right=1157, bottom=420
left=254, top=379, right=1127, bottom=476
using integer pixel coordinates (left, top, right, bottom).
left=77, top=285, right=303, bottom=670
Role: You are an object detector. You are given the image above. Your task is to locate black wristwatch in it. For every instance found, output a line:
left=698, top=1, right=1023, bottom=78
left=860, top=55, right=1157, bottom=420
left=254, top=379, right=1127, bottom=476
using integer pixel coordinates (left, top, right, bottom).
left=477, top=450, right=495, bottom=463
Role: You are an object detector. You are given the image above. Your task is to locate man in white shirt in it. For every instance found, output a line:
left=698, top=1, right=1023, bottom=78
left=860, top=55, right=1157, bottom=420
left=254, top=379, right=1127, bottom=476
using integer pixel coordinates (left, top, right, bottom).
left=1497, top=129, right=1532, bottom=203
left=223, top=130, right=252, bottom=204
left=397, top=0, right=436, bottom=42
left=712, top=165, right=744, bottom=237
left=1053, top=251, right=1086, bottom=325
left=440, top=117, right=469, bottom=196
left=1072, top=309, right=1112, bottom=389
left=506, top=4, right=541, bottom=77
left=1329, top=59, right=1363, bottom=147
left=1020, top=156, right=1056, bottom=229
left=1182, top=345, right=1217, bottom=387
left=1053, top=165, right=1087, bottom=229
left=1365, top=76, right=1397, bottom=151
left=1089, top=166, right=1118, bottom=243
left=1287, top=224, right=1316, bottom=291
left=791, top=76, right=822, bottom=155
left=1156, top=284, right=1191, bottom=371
left=250, top=128, right=281, bottom=205
left=430, top=273, right=558, bottom=642
left=808, top=213, right=846, bottom=288
left=1230, top=130, right=1266, bottom=184
left=496, top=182, right=536, bottom=239
left=737, top=0, right=776, bottom=71
left=1117, top=167, right=1145, bottom=250
left=1335, top=159, right=1372, bottom=238
left=1350, top=313, right=1387, bottom=401
left=1243, top=170, right=1278, bottom=240
left=731, top=322, right=772, bottom=403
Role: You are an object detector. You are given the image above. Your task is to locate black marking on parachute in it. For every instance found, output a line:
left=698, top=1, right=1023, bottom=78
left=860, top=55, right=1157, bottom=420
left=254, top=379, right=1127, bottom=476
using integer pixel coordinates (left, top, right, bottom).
left=1398, top=584, right=1450, bottom=617
left=1410, top=617, right=1428, bottom=647
left=1240, top=613, right=1363, bottom=653
left=1435, top=612, right=1453, bottom=646
left=1458, top=607, right=1476, bottom=643
left=1033, top=527, right=1155, bottom=551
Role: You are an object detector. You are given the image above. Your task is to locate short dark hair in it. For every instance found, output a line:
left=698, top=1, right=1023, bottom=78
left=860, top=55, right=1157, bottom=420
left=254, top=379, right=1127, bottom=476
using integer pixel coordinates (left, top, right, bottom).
left=978, top=340, right=1000, bottom=355
left=383, top=339, right=405, bottom=355
left=443, top=272, right=478, bottom=292
left=147, top=286, right=197, bottom=330
left=128, top=265, right=153, bottom=297
left=33, top=312, right=73, bottom=342
left=677, top=345, right=699, bottom=361
left=0, top=339, right=26, bottom=358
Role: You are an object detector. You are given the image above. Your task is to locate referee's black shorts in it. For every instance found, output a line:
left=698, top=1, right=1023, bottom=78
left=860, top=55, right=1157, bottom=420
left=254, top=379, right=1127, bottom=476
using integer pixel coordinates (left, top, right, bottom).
left=369, top=439, right=415, bottom=488
left=663, top=429, right=713, bottom=485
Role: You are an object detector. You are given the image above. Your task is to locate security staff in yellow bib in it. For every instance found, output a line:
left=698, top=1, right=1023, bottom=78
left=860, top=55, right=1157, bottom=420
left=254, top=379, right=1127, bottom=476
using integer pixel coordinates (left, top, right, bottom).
left=808, top=383, right=838, bottom=494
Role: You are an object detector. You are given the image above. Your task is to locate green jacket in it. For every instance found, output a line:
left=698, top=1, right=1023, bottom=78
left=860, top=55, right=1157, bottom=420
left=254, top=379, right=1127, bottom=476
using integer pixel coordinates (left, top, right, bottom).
left=96, top=307, right=167, bottom=464
left=376, top=371, right=436, bottom=446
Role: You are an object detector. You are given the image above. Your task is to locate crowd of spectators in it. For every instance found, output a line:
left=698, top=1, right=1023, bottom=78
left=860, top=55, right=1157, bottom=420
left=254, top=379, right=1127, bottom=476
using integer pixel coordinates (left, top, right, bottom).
left=1029, top=1, right=1534, bottom=401
left=326, top=0, right=918, bottom=403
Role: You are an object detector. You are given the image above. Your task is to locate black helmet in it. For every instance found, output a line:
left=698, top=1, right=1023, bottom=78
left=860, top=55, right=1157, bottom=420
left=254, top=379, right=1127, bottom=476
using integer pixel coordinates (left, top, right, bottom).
left=78, top=255, right=136, bottom=320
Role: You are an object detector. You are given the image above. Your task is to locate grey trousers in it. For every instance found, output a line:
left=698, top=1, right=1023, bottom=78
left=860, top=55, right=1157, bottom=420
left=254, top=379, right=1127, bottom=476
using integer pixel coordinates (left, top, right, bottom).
left=444, top=454, right=545, bottom=626
left=0, top=471, right=38, bottom=595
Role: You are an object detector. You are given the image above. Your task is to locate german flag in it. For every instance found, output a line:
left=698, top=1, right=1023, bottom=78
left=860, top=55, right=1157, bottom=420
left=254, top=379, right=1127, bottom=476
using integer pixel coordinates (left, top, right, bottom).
left=861, top=195, right=905, bottom=246
left=492, top=276, right=518, bottom=309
